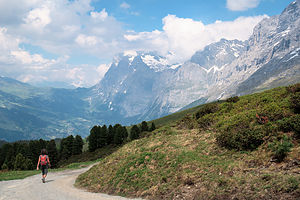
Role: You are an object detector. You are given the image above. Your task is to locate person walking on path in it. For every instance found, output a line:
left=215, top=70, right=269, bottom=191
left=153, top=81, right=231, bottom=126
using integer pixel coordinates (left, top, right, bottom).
left=37, top=148, right=51, bottom=183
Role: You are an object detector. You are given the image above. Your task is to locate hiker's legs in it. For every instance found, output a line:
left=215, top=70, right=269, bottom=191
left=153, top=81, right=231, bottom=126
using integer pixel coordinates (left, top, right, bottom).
left=41, top=166, right=48, bottom=182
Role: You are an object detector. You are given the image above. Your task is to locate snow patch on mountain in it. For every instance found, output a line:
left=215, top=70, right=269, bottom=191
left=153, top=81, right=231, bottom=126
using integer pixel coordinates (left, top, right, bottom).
left=141, top=54, right=169, bottom=72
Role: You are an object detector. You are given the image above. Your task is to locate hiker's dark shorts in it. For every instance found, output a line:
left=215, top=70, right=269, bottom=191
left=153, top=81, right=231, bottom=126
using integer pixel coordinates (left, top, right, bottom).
left=41, top=165, right=48, bottom=175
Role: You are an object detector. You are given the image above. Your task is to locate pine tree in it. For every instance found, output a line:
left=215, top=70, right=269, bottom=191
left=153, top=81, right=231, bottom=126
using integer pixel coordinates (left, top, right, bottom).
left=39, top=139, right=47, bottom=149
left=95, top=126, right=101, bottom=148
left=88, top=126, right=98, bottom=152
left=150, top=122, right=156, bottom=131
left=29, top=140, right=41, bottom=167
left=60, top=135, right=74, bottom=160
left=107, top=125, right=114, bottom=145
left=114, top=124, right=124, bottom=145
left=98, top=125, right=107, bottom=148
left=130, top=125, right=140, bottom=140
left=73, top=135, right=84, bottom=155
left=140, top=121, right=149, bottom=132
left=122, top=126, right=128, bottom=141
left=4, top=144, right=15, bottom=170
left=47, top=139, right=59, bottom=168
left=0, top=147, right=3, bottom=169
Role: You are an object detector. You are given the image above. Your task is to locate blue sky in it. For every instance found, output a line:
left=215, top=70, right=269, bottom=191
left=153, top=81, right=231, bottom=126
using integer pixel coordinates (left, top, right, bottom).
left=92, top=0, right=291, bottom=31
left=0, top=0, right=294, bottom=88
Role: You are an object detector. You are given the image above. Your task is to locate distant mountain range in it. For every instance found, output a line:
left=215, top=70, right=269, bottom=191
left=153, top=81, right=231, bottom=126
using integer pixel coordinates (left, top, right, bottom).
left=0, top=0, right=299, bottom=142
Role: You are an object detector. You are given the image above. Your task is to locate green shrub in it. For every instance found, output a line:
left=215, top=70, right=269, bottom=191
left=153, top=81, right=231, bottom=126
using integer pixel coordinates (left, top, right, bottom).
left=226, top=96, right=240, bottom=103
left=177, top=116, right=195, bottom=129
left=130, top=125, right=140, bottom=140
left=1, top=163, right=8, bottom=170
left=261, top=102, right=286, bottom=121
left=14, top=153, right=27, bottom=170
left=216, top=112, right=267, bottom=150
left=197, top=114, right=214, bottom=129
left=286, top=177, right=299, bottom=192
left=287, top=83, right=300, bottom=114
left=278, top=115, right=300, bottom=138
left=222, top=102, right=234, bottom=113
left=269, top=135, right=293, bottom=162
left=195, top=103, right=219, bottom=119
left=290, top=93, right=300, bottom=114
left=287, top=83, right=300, bottom=93
left=216, top=128, right=265, bottom=150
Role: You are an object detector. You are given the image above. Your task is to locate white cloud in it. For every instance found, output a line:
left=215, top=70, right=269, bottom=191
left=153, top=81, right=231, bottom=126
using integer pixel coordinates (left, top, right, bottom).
left=11, top=50, right=48, bottom=65
left=120, top=2, right=130, bottom=9
left=97, top=63, right=111, bottom=80
left=91, top=9, right=108, bottom=21
left=24, top=5, right=51, bottom=30
left=75, top=34, right=98, bottom=47
left=1, top=0, right=124, bottom=57
left=0, top=26, right=101, bottom=88
left=124, top=14, right=267, bottom=63
left=0, top=0, right=267, bottom=87
left=227, top=0, right=261, bottom=11
left=0, top=0, right=124, bottom=87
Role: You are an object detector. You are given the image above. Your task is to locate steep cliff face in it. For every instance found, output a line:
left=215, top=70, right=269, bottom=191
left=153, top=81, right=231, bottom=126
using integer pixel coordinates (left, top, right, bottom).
left=190, top=39, right=247, bottom=70
left=219, top=0, right=300, bottom=98
left=89, top=52, right=177, bottom=121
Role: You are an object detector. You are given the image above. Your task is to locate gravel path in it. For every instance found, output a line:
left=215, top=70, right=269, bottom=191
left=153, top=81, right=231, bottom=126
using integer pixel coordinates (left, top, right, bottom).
left=0, top=165, right=141, bottom=200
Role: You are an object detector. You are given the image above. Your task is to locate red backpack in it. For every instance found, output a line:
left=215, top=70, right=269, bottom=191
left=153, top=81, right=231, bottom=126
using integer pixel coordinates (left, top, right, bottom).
left=40, top=155, right=48, bottom=166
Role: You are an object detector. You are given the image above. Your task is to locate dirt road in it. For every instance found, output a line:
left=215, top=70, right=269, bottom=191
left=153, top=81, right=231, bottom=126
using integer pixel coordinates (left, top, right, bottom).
left=0, top=165, right=141, bottom=200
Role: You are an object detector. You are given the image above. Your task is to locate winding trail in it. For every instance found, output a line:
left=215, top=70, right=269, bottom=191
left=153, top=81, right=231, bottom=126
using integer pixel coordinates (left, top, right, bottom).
left=0, top=165, right=141, bottom=200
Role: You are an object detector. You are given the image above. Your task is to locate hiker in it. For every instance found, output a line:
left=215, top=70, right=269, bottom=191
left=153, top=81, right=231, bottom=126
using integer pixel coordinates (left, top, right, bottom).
left=36, top=148, right=51, bottom=183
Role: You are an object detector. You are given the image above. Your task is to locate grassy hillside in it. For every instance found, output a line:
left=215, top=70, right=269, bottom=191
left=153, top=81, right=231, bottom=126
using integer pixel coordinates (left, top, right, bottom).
left=149, top=103, right=206, bottom=128
left=76, top=84, right=300, bottom=199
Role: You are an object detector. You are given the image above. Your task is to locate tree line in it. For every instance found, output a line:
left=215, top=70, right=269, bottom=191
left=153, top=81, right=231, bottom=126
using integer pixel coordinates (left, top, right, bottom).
left=0, top=120, right=156, bottom=170
left=88, top=121, right=155, bottom=152
left=0, top=135, right=83, bottom=171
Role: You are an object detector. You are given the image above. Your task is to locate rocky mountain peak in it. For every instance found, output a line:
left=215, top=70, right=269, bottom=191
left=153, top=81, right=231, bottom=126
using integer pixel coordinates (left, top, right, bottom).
left=277, top=0, right=300, bottom=32
left=190, top=38, right=247, bottom=70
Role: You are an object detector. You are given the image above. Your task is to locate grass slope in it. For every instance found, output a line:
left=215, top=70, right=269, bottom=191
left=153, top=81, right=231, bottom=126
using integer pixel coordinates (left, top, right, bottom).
left=76, top=84, right=300, bottom=199
left=149, top=101, right=211, bottom=128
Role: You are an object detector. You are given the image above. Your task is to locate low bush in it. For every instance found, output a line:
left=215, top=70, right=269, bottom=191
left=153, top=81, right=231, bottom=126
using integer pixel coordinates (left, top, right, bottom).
left=287, top=83, right=300, bottom=93
left=278, top=115, right=300, bottom=138
left=195, top=103, right=219, bottom=119
left=290, top=93, right=300, bottom=114
left=216, top=128, right=265, bottom=150
left=197, top=114, right=214, bottom=129
left=1, top=163, right=8, bottom=170
left=287, top=83, right=300, bottom=114
left=221, top=102, right=234, bottom=113
left=226, top=96, right=240, bottom=103
left=177, top=116, right=195, bottom=129
left=260, top=102, right=287, bottom=121
left=269, top=135, right=293, bottom=162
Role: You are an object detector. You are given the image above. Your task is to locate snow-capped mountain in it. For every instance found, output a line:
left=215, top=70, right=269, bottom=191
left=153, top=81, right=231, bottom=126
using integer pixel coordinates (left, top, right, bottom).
left=190, top=39, right=247, bottom=71
left=93, top=0, right=300, bottom=121
left=89, top=51, right=178, bottom=122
